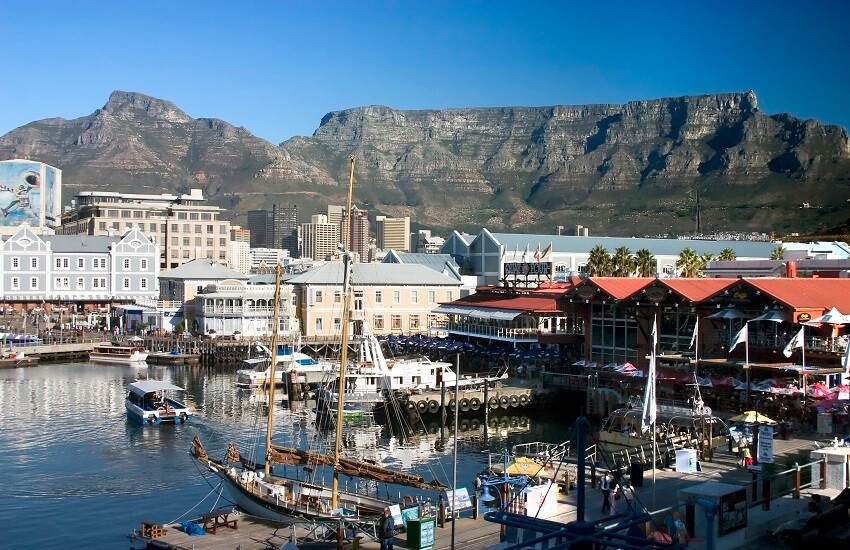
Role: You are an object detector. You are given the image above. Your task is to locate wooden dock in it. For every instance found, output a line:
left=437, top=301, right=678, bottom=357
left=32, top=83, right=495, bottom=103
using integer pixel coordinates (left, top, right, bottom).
left=147, top=351, right=201, bottom=366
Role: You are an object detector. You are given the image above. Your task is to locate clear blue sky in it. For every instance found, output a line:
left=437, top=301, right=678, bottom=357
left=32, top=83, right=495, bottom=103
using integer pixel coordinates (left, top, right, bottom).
left=2, top=1, right=848, bottom=145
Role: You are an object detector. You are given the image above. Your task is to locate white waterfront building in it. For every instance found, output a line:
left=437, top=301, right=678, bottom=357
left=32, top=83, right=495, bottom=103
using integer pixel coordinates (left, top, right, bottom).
left=194, top=278, right=300, bottom=338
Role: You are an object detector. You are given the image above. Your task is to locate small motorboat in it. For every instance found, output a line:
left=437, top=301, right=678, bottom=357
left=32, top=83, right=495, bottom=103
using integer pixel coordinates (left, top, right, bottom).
left=125, top=380, right=193, bottom=425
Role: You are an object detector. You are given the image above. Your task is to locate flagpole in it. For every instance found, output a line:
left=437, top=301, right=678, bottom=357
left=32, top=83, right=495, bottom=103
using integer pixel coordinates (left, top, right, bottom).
left=802, top=326, right=807, bottom=402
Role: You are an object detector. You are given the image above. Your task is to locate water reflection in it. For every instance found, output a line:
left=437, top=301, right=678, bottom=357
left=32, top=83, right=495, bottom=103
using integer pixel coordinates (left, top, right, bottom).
left=0, top=362, right=569, bottom=548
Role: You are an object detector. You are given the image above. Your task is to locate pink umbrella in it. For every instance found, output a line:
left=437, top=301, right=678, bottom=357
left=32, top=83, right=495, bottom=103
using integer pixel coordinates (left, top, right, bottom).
left=808, top=382, right=831, bottom=399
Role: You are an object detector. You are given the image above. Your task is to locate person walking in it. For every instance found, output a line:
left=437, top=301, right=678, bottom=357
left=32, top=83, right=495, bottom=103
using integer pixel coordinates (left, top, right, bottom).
left=380, top=507, right=395, bottom=550
left=600, top=472, right=612, bottom=513
left=608, top=483, right=619, bottom=516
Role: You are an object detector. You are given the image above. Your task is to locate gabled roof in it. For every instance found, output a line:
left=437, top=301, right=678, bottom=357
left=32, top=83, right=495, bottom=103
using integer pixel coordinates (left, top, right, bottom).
left=43, top=235, right=117, bottom=253
left=583, top=277, right=654, bottom=300
left=286, top=262, right=462, bottom=286
left=660, top=278, right=737, bottom=302
left=743, top=278, right=850, bottom=312
left=381, top=251, right=461, bottom=279
left=160, top=259, right=248, bottom=280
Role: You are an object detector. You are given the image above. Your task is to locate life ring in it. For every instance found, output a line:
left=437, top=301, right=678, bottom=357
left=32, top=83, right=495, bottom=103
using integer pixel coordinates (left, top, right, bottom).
left=488, top=417, right=499, bottom=429
left=510, top=417, right=519, bottom=428
left=428, top=400, right=439, bottom=414
left=418, top=400, right=429, bottom=413
left=157, top=406, right=166, bottom=413
left=470, top=419, right=481, bottom=430
left=470, top=397, right=481, bottom=410
left=510, top=395, right=519, bottom=407
left=499, top=396, right=510, bottom=409
left=488, top=397, right=499, bottom=409
left=407, top=401, right=417, bottom=412
left=402, top=495, right=416, bottom=508
left=460, top=398, right=470, bottom=412
left=460, top=419, right=470, bottom=431
left=148, top=415, right=156, bottom=425
left=519, top=394, right=529, bottom=405
left=448, top=399, right=456, bottom=410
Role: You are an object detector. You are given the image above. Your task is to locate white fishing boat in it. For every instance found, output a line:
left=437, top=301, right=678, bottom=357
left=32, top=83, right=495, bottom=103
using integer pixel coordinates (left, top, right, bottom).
left=192, top=157, right=445, bottom=531
left=0, top=349, right=39, bottom=368
left=125, top=380, right=193, bottom=425
left=235, top=343, right=336, bottom=389
left=90, top=342, right=149, bottom=364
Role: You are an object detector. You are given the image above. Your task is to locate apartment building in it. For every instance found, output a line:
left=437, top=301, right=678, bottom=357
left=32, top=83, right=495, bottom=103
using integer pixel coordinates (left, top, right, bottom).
left=59, top=189, right=231, bottom=269
left=301, top=214, right=340, bottom=261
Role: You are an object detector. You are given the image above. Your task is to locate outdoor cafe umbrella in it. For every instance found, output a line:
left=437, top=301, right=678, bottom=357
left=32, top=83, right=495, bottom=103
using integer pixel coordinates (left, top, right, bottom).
left=805, top=307, right=850, bottom=326
left=728, top=411, right=777, bottom=425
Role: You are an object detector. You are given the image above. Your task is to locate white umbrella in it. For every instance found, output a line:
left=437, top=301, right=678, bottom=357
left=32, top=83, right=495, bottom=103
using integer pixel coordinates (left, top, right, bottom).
left=750, top=309, right=788, bottom=323
left=706, top=308, right=753, bottom=320
left=805, top=307, right=850, bottom=325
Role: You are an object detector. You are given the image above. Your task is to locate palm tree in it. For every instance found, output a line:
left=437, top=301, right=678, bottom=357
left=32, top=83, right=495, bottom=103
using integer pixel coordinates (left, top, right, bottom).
left=770, top=245, right=787, bottom=260
left=587, top=245, right=612, bottom=276
left=634, top=248, right=656, bottom=277
left=611, top=246, right=635, bottom=277
left=717, top=248, right=737, bottom=261
left=676, top=247, right=703, bottom=278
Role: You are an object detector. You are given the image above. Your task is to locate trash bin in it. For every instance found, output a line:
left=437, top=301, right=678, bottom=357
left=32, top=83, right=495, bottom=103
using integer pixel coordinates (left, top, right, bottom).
left=405, top=517, right=436, bottom=550
left=629, top=462, right=644, bottom=487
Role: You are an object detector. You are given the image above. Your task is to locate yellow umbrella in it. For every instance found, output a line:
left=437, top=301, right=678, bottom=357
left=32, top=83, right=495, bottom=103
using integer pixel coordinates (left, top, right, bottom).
left=728, top=411, right=777, bottom=424
left=501, top=456, right=556, bottom=479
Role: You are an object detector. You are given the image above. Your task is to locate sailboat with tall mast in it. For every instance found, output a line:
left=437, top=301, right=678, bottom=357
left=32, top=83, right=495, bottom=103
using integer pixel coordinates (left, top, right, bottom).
left=191, top=157, right=446, bottom=526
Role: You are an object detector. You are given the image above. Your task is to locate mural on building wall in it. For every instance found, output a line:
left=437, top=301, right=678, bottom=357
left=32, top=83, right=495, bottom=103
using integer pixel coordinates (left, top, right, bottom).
left=0, top=160, right=61, bottom=228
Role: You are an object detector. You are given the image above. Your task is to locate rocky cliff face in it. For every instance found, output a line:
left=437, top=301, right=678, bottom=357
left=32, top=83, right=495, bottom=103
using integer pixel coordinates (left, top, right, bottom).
left=1, top=90, right=848, bottom=235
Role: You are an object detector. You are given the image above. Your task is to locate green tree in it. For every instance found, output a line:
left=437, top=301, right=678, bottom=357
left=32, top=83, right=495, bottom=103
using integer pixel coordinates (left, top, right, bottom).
left=770, top=245, right=787, bottom=260
left=611, top=246, right=635, bottom=277
left=718, top=248, right=737, bottom=261
left=676, top=247, right=703, bottom=278
left=587, top=245, right=612, bottom=276
left=634, top=248, right=657, bottom=277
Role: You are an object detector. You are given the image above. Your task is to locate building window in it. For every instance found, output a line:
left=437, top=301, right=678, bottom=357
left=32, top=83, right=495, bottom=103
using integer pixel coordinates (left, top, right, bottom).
left=446, top=291, right=453, bottom=302
left=183, top=224, right=190, bottom=232
left=170, top=223, right=178, bottom=232
left=315, top=291, right=323, bottom=303
left=94, top=258, right=107, bottom=270
left=195, top=225, right=202, bottom=233
left=428, top=290, right=436, bottom=304
left=123, top=258, right=131, bottom=270
left=375, top=290, right=382, bottom=303
left=663, top=264, right=676, bottom=276
left=315, top=318, right=323, bottom=332
left=29, top=277, right=38, bottom=290
left=391, top=315, right=402, bottom=330
left=220, top=226, right=227, bottom=234
left=122, top=278, right=130, bottom=290
left=194, top=237, right=202, bottom=247
left=141, top=278, right=148, bottom=290
left=10, top=277, right=19, bottom=290
left=76, top=277, right=85, bottom=290
left=182, top=250, right=190, bottom=258
left=374, top=315, right=384, bottom=330
left=77, top=258, right=84, bottom=269
left=99, top=222, right=107, bottom=231
left=333, top=317, right=341, bottom=331
left=219, top=238, right=226, bottom=247
left=178, top=212, right=187, bottom=220
left=54, top=277, right=70, bottom=290
left=206, top=238, right=213, bottom=247
left=410, top=290, right=418, bottom=304
left=171, top=250, right=178, bottom=258
left=140, top=259, right=148, bottom=271
left=577, top=264, right=589, bottom=274
left=410, top=315, right=420, bottom=330
left=334, top=291, right=342, bottom=303
left=182, top=237, right=190, bottom=246
left=11, top=257, right=19, bottom=270
left=32, top=257, right=40, bottom=269
left=207, top=225, right=214, bottom=233
left=393, top=291, right=400, bottom=304
left=219, top=251, right=226, bottom=260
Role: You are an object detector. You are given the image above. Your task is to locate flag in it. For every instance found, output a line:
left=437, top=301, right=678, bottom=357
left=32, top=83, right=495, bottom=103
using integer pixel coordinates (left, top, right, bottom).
left=641, top=315, right=658, bottom=433
left=533, top=243, right=541, bottom=262
left=842, top=340, right=850, bottom=374
left=689, top=322, right=698, bottom=349
left=729, top=325, right=748, bottom=352
left=541, top=242, right=552, bottom=259
left=783, top=327, right=804, bottom=358
left=522, top=244, right=529, bottom=262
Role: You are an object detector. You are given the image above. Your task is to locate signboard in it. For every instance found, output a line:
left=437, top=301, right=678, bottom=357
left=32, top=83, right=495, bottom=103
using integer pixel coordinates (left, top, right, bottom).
left=420, top=518, right=435, bottom=548
left=0, top=160, right=61, bottom=229
left=757, top=425, right=774, bottom=464
left=444, top=488, right=472, bottom=512
left=718, top=488, right=748, bottom=536
left=401, top=506, right=420, bottom=525
left=389, top=504, right=403, bottom=528
left=504, top=262, right=551, bottom=277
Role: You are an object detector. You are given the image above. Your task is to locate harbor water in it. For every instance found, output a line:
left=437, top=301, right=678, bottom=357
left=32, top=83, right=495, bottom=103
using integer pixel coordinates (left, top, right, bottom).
left=0, top=362, right=573, bottom=548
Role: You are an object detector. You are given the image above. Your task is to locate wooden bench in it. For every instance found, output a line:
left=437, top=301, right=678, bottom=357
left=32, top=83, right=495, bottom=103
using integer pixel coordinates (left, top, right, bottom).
left=198, top=509, right=238, bottom=534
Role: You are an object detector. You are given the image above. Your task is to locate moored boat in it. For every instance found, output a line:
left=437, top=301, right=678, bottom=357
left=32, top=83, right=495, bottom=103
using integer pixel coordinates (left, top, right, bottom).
left=235, top=344, right=335, bottom=389
left=125, top=380, right=193, bottom=424
left=0, top=349, right=39, bottom=368
left=90, top=342, right=149, bottom=364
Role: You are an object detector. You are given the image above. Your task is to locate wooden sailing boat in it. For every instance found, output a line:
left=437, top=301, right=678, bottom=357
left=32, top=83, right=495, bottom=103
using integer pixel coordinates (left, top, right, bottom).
left=191, top=156, right=445, bottom=526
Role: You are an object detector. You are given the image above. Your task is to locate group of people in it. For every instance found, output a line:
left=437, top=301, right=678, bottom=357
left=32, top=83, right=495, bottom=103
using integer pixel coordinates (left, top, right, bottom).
left=601, top=472, right=690, bottom=545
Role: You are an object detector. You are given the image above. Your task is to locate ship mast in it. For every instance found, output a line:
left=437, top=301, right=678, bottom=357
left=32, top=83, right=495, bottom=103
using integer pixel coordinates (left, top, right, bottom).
left=264, top=262, right=283, bottom=476
left=332, top=155, right=356, bottom=509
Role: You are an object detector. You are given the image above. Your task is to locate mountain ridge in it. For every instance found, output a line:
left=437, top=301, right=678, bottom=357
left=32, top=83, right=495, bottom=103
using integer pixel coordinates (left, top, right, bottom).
left=2, top=90, right=849, bottom=237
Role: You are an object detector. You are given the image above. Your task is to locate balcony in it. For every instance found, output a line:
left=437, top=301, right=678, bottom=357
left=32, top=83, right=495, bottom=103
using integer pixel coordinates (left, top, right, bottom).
left=436, top=320, right=583, bottom=344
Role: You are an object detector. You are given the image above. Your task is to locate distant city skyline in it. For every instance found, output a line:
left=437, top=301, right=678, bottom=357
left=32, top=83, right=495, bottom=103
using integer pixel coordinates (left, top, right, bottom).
left=3, top=1, right=848, bottom=144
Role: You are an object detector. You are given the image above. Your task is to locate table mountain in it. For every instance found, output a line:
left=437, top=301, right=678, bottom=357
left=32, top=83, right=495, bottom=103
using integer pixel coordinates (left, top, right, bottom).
left=1, top=90, right=848, bottom=236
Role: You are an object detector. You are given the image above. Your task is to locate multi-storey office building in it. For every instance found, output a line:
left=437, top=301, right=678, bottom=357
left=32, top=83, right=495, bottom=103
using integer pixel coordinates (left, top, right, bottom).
left=301, top=214, right=340, bottom=261
left=59, top=188, right=231, bottom=269
left=376, top=215, right=410, bottom=252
